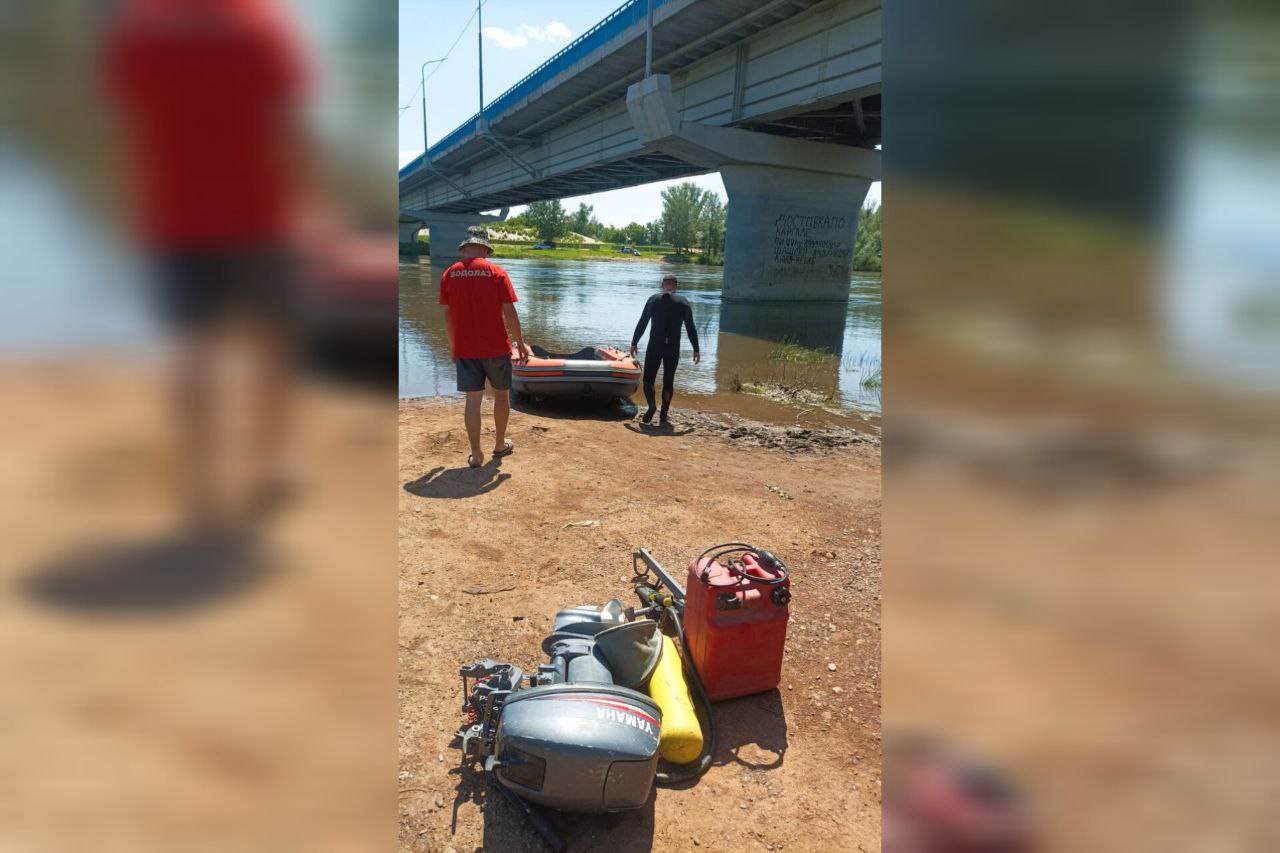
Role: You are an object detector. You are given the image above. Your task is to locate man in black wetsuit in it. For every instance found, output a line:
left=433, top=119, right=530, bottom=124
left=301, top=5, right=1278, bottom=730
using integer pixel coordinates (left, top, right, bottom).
left=630, top=274, right=700, bottom=425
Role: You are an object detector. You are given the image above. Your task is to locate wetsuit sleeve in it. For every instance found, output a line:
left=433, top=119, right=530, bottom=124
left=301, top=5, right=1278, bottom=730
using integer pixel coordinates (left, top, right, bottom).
left=632, top=297, right=654, bottom=348
left=684, top=301, right=700, bottom=352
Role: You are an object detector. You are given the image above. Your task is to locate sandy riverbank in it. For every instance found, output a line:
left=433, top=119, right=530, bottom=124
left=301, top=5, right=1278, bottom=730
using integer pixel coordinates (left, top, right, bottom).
left=398, top=397, right=882, bottom=852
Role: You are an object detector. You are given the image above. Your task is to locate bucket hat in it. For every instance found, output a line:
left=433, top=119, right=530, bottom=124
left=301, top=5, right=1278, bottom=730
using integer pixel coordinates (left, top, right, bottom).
left=457, top=225, right=493, bottom=252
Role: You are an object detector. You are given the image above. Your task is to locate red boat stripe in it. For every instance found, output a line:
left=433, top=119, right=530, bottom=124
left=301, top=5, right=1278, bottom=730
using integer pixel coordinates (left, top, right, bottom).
left=553, top=696, right=659, bottom=727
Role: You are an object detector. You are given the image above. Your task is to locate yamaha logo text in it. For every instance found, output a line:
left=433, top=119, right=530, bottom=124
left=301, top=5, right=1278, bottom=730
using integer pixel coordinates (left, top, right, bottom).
left=596, top=706, right=656, bottom=736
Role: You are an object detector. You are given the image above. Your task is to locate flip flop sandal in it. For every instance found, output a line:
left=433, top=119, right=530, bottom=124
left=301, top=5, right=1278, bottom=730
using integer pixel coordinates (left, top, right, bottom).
left=468, top=454, right=483, bottom=468
left=492, top=439, right=514, bottom=458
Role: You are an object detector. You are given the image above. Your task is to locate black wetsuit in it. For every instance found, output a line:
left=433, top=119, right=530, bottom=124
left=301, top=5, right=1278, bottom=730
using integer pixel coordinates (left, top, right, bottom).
left=631, top=292, right=699, bottom=418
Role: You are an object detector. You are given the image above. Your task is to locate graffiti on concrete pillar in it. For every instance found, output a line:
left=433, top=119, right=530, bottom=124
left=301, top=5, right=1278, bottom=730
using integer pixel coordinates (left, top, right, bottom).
left=771, top=213, right=854, bottom=277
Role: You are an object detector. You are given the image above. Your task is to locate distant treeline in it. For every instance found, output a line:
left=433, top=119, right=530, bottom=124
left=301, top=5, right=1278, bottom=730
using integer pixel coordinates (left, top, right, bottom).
left=504, top=182, right=881, bottom=271
left=853, top=203, right=881, bottom=272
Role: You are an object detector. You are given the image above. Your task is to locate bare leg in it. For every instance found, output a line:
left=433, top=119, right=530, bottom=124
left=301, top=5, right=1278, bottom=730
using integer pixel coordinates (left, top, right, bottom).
left=492, top=389, right=510, bottom=452
left=250, top=324, right=295, bottom=512
left=176, top=331, right=217, bottom=525
left=464, top=391, right=484, bottom=464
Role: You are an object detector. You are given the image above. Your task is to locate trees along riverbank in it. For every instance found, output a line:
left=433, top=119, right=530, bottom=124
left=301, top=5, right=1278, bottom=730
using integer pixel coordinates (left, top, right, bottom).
left=407, top=186, right=882, bottom=271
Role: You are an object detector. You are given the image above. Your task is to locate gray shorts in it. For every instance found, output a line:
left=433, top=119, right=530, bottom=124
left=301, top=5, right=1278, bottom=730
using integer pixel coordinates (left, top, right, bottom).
left=456, top=356, right=512, bottom=392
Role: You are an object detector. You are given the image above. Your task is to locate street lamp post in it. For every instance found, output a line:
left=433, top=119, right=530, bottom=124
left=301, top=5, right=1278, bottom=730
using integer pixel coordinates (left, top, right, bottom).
left=421, top=57, right=446, bottom=156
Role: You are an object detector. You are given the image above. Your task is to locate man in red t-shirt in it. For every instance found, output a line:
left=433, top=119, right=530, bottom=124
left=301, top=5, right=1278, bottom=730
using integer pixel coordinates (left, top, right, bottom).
left=106, top=0, right=309, bottom=526
left=439, top=227, right=531, bottom=468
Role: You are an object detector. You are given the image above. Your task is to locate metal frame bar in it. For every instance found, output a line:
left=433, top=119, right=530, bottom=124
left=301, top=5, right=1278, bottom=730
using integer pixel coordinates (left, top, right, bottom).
left=424, top=161, right=471, bottom=199
left=479, top=134, right=540, bottom=178
left=633, top=549, right=687, bottom=603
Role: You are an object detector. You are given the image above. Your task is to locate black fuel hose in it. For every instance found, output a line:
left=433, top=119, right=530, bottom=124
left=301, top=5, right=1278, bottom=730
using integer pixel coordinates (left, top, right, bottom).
left=654, top=606, right=717, bottom=786
left=694, top=542, right=789, bottom=586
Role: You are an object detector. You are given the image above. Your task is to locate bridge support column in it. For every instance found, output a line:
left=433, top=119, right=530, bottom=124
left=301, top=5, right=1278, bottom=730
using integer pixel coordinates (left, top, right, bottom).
left=401, top=208, right=509, bottom=264
left=399, top=219, right=424, bottom=247
left=720, top=165, right=870, bottom=303
left=626, top=74, right=879, bottom=302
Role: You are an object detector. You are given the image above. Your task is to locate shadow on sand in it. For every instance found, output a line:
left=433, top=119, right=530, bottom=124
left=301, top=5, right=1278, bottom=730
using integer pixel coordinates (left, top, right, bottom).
left=404, top=459, right=510, bottom=499
left=513, top=394, right=638, bottom=422
left=444, top=759, right=656, bottom=853
left=622, top=420, right=695, bottom=438
left=653, top=688, right=790, bottom=796
left=21, top=525, right=273, bottom=616
left=712, top=688, right=789, bottom=771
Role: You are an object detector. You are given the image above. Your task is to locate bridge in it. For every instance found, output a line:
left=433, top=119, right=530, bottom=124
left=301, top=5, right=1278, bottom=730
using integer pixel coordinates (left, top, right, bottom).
left=400, top=0, right=881, bottom=302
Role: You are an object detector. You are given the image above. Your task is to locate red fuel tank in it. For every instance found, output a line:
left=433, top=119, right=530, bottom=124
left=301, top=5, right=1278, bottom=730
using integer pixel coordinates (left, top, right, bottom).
left=684, top=549, right=790, bottom=701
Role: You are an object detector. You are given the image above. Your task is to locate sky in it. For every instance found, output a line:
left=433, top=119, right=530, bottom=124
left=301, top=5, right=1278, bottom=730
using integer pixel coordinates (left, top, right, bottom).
left=398, top=0, right=881, bottom=226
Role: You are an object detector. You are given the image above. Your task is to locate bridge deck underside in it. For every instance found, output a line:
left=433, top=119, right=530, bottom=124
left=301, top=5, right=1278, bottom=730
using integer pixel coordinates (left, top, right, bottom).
left=461, top=0, right=828, bottom=152
left=400, top=0, right=881, bottom=214
left=421, top=152, right=706, bottom=215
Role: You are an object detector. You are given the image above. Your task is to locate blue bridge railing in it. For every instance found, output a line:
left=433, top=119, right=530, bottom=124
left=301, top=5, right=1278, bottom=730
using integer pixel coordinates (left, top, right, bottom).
left=400, top=0, right=675, bottom=180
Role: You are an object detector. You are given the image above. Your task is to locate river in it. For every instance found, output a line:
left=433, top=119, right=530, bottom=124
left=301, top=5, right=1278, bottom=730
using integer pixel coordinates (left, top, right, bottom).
left=400, top=256, right=881, bottom=417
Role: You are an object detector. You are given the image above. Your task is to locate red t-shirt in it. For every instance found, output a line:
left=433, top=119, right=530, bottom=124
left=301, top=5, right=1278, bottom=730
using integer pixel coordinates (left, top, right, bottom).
left=439, top=258, right=518, bottom=359
left=105, top=0, right=308, bottom=248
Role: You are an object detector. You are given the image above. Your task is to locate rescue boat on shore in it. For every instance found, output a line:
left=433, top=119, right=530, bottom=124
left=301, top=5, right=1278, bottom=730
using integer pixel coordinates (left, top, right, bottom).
left=512, top=344, right=640, bottom=399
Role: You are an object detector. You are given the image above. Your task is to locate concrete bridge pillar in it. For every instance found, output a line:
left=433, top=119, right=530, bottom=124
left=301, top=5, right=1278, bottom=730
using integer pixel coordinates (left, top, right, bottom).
left=627, top=74, right=879, bottom=303
left=399, top=219, right=423, bottom=246
left=721, top=165, right=870, bottom=303
left=399, top=208, right=509, bottom=263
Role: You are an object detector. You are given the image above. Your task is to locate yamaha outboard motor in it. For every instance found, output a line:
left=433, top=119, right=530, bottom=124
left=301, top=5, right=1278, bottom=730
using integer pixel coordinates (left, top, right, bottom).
left=456, top=600, right=665, bottom=813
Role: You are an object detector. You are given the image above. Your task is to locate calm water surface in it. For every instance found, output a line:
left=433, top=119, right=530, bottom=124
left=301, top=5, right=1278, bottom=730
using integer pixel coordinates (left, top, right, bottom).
left=399, top=257, right=881, bottom=413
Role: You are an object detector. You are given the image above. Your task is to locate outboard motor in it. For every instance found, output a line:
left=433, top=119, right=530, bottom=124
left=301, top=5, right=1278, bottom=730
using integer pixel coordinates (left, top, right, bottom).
left=456, top=601, right=665, bottom=813
left=455, top=543, right=782, bottom=838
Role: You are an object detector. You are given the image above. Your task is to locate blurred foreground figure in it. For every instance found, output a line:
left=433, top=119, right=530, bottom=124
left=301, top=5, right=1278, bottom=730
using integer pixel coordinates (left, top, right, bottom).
left=883, top=2, right=1280, bottom=849
left=0, top=3, right=395, bottom=849
left=106, top=0, right=307, bottom=526
left=884, top=735, right=1034, bottom=853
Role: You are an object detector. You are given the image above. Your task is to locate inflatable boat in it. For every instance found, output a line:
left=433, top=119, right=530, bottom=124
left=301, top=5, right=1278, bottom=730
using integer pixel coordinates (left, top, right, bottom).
left=512, top=344, right=641, bottom=399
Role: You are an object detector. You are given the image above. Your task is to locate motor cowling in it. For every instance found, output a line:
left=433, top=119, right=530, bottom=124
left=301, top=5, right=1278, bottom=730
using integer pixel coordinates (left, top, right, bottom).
left=456, top=602, right=663, bottom=813
left=496, top=683, right=661, bottom=812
